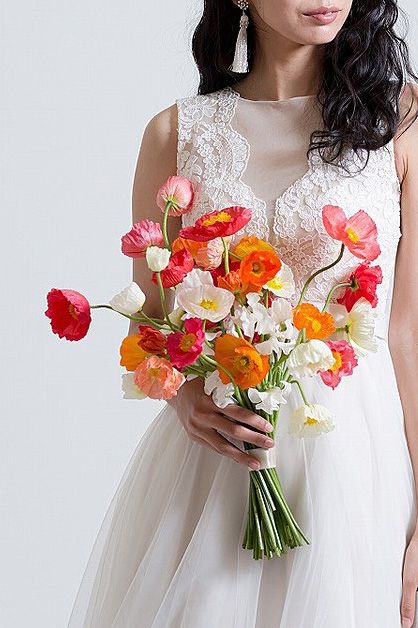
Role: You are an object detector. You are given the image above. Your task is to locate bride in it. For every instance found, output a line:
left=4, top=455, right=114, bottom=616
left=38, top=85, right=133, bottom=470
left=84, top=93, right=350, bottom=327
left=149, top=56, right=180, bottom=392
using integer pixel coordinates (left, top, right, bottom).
left=68, top=0, right=418, bottom=626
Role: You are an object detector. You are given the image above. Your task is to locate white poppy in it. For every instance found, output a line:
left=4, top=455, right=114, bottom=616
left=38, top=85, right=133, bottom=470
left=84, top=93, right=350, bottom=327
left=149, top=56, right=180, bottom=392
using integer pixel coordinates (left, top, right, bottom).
left=145, top=246, right=171, bottom=272
left=346, top=298, right=378, bottom=353
left=263, top=262, right=295, bottom=298
left=287, top=339, right=335, bottom=378
left=121, top=372, right=147, bottom=399
left=289, top=403, right=335, bottom=438
left=177, top=267, right=214, bottom=290
left=177, top=284, right=235, bottom=323
left=109, top=281, right=145, bottom=315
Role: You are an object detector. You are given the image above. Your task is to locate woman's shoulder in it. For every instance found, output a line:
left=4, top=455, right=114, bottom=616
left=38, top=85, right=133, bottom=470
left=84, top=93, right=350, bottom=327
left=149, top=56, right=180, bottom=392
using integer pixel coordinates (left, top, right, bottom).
left=393, top=81, right=418, bottom=186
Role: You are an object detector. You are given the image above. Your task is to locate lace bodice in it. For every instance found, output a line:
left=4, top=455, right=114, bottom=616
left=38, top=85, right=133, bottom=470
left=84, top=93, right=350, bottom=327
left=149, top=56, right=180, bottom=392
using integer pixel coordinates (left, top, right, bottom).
left=175, top=86, right=402, bottom=339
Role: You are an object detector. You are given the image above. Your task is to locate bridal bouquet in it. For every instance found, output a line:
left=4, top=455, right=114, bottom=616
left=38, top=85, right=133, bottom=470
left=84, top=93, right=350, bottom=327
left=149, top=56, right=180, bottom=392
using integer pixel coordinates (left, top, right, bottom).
left=45, top=175, right=382, bottom=559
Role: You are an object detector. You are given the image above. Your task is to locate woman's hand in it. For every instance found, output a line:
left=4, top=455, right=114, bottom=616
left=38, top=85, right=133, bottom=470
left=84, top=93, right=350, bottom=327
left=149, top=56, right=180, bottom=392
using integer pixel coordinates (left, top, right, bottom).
left=167, top=377, right=275, bottom=470
left=401, top=534, right=418, bottom=627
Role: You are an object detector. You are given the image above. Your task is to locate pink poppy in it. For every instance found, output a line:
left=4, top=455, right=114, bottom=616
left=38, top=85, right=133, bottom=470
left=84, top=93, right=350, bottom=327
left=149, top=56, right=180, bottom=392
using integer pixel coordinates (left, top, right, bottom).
left=156, top=175, right=195, bottom=217
left=195, top=238, right=225, bottom=270
left=322, top=205, right=381, bottom=261
left=152, top=248, right=194, bottom=288
left=166, top=318, right=205, bottom=369
left=121, top=220, right=163, bottom=258
left=320, top=340, right=358, bottom=389
left=134, top=356, right=184, bottom=400
left=45, top=288, right=91, bottom=341
left=337, top=262, right=383, bottom=312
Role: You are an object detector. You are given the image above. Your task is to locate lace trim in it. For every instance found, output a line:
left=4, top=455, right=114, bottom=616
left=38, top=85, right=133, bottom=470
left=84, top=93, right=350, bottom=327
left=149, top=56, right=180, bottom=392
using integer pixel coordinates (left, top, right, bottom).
left=176, top=86, right=402, bottom=330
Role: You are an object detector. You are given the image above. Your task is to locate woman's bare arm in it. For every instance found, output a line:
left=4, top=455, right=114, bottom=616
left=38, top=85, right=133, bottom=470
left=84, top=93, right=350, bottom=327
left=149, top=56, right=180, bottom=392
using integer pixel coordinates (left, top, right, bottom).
left=127, top=102, right=272, bottom=469
left=128, top=103, right=181, bottom=336
left=390, top=82, right=418, bottom=627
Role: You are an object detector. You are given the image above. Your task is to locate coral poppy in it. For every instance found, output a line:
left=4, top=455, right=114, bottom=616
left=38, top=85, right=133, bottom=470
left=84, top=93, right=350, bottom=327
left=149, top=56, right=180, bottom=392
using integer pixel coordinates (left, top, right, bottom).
left=179, top=206, right=251, bottom=241
left=156, top=175, right=195, bottom=216
left=214, top=334, right=269, bottom=389
left=232, top=235, right=275, bottom=259
left=209, top=259, right=240, bottom=286
left=134, top=356, right=185, bottom=400
left=217, top=269, right=258, bottom=298
left=152, top=248, right=194, bottom=288
left=322, top=205, right=380, bottom=261
left=319, top=339, right=358, bottom=389
left=337, top=262, right=383, bottom=312
left=119, top=334, right=150, bottom=371
left=166, top=318, right=204, bottom=369
left=293, top=303, right=336, bottom=340
left=137, top=325, right=167, bottom=354
left=121, top=220, right=164, bottom=258
left=239, top=250, right=282, bottom=288
left=45, top=288, right=91, bottom=341
left=172, top=236, right=202, bottom=259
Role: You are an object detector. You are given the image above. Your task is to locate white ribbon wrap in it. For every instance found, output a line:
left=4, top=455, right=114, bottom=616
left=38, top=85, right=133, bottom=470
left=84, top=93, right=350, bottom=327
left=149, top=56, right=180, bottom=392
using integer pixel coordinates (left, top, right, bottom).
left=249, top=446, right=277, bottom=470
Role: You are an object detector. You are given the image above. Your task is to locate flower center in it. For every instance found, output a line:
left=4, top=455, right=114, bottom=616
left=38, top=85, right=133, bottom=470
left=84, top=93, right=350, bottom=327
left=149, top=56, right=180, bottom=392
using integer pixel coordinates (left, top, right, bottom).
left=345, top=227, right=360, bottom=243
left=68, top=303, right=78, bottom=319
left=148, top=367, right=161, bottom=378
left=202, top=211, right=232, bottom=226
left=179, top=332, right=196, bottom=351
left=199, top=298, right=218, bottom=310
left=305, top=416, right=318, bottom=425
left=251, top=261, right=262, bottom=274
left=267, top=278, right=283, bottom=291
left=233, top=355, right=251, bottom=373
left=330, top=351, right=343, bottom=371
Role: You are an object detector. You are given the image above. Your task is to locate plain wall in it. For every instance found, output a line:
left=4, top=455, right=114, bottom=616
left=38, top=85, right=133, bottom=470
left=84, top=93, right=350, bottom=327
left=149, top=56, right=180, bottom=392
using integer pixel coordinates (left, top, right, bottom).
left=1, top=1, right=417, bottom=626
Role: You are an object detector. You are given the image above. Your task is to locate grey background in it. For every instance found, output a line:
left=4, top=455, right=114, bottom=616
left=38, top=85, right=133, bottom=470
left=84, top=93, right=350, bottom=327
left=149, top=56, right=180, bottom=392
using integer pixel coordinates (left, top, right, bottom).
left=1, top=2, right=417, bottom=626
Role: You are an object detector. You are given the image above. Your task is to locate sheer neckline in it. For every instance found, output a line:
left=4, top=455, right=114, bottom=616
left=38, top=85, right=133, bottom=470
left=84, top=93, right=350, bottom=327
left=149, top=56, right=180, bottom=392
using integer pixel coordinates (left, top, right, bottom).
left=226, top=85, right=317, bottom=104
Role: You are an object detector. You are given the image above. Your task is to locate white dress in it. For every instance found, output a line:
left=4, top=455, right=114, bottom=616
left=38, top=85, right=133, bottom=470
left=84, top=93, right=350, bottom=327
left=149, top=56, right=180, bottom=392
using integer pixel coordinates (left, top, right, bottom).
left=67, top=86, right=418, bottom=628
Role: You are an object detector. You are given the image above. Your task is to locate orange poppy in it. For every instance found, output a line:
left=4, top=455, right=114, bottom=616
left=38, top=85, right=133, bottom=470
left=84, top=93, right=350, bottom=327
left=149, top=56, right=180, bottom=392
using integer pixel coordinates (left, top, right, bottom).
left=172, top=236, right=201, bottom=259
left=239, top=250, right=281, bottom=287
left=214, top=334, right=269, bottom=389
left=217, top=270, right=259, bottom=298
left=292, top=303, right=336, bottom=340
left=232, top=235, right=275, bottom=259
left=119, top=334, right=150, bottom=371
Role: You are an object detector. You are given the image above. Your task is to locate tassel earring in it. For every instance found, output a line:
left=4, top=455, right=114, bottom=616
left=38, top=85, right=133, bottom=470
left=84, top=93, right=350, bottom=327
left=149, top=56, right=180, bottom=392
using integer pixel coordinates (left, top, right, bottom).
left=229, top=0, right=250, bottom=73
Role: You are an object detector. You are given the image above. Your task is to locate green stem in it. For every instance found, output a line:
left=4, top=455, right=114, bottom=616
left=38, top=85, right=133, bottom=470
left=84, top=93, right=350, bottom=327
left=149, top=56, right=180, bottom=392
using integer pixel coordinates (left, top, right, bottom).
left=288, top=378, right=309, bottom=405
left=91, top=304, right=166, bottom=328
left=322, top=281, right=352, bottom=311
left=162, top=201, right=173, bottom=249
left=297, top=243, right=345, bottom=305
left=155, top=272, right=177, bottom=331
left=222, top=237, right=230, bottom=274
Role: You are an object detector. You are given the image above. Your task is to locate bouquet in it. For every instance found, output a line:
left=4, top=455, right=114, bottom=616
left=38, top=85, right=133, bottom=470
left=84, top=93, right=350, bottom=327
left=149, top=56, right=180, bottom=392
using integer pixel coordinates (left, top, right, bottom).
left=45, top=175, right=382, bottom=559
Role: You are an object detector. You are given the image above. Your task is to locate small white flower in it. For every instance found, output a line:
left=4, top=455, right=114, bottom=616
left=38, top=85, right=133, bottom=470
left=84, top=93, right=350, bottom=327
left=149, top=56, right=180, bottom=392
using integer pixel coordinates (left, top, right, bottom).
left=287, top=339, right=335, bottom=378
left=204, top=370, right=235, bottom=408
left=109, top=281, right=146, bottom=315
left=248, top=384, right=291, bottom=414
left=231, top=304, right=258, bottom=338
left=145, top=246, right=171, bottom=272
left=121, top=372, right=147, bottom=399
left=168, top=307, right=185, bottom=327
left=289, top=403, right=335, bottom=438
left=263, top=262, right=295, bottom=298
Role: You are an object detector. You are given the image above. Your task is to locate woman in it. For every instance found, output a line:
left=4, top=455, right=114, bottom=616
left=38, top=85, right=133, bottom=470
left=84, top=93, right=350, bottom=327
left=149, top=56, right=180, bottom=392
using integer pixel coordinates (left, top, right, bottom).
left=68, top=0, right=418, bottom=626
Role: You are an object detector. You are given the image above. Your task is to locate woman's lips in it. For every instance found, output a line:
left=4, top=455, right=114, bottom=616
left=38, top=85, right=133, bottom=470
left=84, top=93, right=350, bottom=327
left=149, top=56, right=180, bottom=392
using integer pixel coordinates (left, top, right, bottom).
left=303, top=10, right=340, bottom=24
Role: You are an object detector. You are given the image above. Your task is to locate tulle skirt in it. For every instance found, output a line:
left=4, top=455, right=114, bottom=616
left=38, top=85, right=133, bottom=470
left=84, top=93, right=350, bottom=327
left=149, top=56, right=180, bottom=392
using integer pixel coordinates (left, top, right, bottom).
left=67, top=337, right=417, bottom=628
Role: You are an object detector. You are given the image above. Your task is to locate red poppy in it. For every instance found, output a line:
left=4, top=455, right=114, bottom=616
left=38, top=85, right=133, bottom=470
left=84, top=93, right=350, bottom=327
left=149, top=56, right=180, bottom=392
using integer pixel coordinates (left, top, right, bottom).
left=179, top=206, right=251, bottom=241
left=45, top=288, right=91, bottom=341
left=337, top=263, right=383, bottom=312
left=137, top=325, right=167, bottom=354
left=152, top=248, right=194, bottom=288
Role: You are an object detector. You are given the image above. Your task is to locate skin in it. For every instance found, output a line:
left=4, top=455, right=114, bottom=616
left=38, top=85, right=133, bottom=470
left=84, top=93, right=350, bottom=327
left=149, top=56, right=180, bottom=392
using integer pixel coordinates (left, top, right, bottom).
left=130, top=1, right=418, bottom=623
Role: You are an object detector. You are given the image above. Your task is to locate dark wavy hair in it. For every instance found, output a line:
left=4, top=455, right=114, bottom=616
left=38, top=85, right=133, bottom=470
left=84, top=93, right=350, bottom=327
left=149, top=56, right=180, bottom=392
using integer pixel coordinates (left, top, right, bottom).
left=191, top=0, right=418, bottom=168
